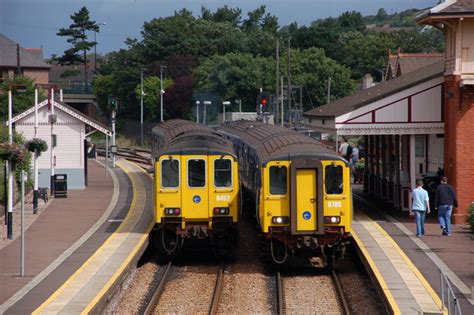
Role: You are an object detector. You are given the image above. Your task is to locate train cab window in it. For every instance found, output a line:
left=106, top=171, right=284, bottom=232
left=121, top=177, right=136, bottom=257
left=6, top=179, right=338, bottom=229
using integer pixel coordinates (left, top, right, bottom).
left=161, top=159, right=179, bottom=188
left=269, top=166, right=287, bottom=195
left=325, top=165, right=343, bottom=194
left=188, top=159, right=206, bottom=187
left=214, top=159, right=232, bottom=187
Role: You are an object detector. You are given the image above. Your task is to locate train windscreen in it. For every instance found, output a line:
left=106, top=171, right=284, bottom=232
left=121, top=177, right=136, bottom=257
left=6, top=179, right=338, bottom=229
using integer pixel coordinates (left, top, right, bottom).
left=325, top=165, right=343, bottom=194
left=214, top=159, right=232, bottom=187
left=269, top=165, right=287, bottom=194
left=161, top=159, right=179, bottom=188
left=188, top=159, right=206, bottom=187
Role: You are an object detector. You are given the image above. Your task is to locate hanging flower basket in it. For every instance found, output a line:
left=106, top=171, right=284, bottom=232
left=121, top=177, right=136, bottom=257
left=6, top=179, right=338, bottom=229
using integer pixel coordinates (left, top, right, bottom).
left=0, top=142, right=28, bottom=165
left=25, top=138, right=48, bottom=153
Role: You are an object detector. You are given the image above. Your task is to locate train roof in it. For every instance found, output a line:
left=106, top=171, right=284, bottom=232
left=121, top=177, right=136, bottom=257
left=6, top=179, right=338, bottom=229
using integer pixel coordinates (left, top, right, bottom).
left=152, top=120, right=236, bottom=158
left=218, top=120, right=347, bottom=164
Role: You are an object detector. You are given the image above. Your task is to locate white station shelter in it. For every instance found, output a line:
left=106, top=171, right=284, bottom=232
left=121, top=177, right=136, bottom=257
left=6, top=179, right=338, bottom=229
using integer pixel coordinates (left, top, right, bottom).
left=11, top=99, right=112, bottom=190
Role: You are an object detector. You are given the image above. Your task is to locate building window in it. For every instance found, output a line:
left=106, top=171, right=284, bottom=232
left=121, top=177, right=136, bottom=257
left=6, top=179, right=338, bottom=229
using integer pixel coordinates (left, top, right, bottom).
left=269, top=165, right=287, bottom=194
left=322, top=119, right=325, bottom=125
left=415, top=135, right=425, bottom=158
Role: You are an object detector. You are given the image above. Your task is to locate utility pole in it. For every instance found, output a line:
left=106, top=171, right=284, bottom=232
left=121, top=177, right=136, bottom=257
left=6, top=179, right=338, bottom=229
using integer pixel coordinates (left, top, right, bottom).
left=287, top=38, right=292, bottom=127
left=33, top=88, right=39, bottom=214
left=275, top=38, right=280, bottom=125
left=160, top=65, right=167, bottom=122
left=327, top=77, right=332, bottom=104
left=50, top=88, right=55, bottom=195
left=7, top=89, right=13, bottom=239
left=281, top=76, right=284, bottom=126
left=140, top=68, right=144, bottom=146
left=111, top=109, right=116, bottom=167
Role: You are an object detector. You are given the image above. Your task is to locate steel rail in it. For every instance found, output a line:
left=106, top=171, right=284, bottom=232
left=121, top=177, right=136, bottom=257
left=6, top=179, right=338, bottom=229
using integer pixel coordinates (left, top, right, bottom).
left=209, top=261, right=225, bottom=315
left=331, top=270, right=350, bottom=315
left=276, top=268, right=284, bottom=315
left=142, top=261, right=172, bottom=315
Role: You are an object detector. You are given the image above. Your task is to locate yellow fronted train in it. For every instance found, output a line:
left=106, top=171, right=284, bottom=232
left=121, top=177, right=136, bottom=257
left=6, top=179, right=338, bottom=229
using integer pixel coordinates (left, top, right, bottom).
left=219, top=120, right=352, bottom=266
left=151, top=120, right=240, bottom=258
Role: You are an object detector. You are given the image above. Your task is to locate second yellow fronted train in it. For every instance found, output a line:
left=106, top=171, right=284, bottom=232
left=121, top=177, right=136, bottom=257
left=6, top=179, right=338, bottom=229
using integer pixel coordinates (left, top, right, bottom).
left=219, top=120, right=352, bottom=266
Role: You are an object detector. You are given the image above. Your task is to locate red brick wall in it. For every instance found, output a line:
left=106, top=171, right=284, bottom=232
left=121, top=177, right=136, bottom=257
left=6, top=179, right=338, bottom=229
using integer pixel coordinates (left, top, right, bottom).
left=443, top=75, right=474, bottom=224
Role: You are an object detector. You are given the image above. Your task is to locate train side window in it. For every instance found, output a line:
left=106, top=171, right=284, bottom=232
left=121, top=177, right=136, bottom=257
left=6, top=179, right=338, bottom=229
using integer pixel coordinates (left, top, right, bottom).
left=325, top=165, right=343, bottom=194
left=214, top=159, right=232, bottom=187
left=188, top=159, right=206, bottom=187
left=161, top=159, right=179, bottom=188
left=269, top=166, right=287, bottom=195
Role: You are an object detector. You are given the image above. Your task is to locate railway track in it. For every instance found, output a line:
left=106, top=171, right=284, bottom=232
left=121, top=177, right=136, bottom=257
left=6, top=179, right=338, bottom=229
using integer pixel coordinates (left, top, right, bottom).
left=96, top=145, right=152, bottom=167
left=275, top=267, right=350, bottom=315
left=142, top=262, right=225, bottom=315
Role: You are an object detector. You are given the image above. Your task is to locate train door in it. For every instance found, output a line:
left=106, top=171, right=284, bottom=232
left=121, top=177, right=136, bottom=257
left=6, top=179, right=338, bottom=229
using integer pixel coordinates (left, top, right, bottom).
left=290, top=159, right=323, bottom=234
left=182, top=156, right=209, bottom=220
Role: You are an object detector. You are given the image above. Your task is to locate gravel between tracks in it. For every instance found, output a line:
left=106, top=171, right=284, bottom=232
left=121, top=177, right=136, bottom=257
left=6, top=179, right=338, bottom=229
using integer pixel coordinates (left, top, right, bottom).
left=282, top=273, right=341, bottom=314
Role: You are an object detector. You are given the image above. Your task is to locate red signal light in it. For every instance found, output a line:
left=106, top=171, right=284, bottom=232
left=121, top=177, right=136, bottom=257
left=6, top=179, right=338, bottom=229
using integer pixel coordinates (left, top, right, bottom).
left=261, top=98, right=267, bottom=105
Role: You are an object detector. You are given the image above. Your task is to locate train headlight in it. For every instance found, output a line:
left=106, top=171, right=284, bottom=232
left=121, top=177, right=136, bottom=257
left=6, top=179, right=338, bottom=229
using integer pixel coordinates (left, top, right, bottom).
left=213, top=207, right=229, bottom=215
left=324, top=216, right=341, bottom=224
left=164, top=208, right=181, bottom=215
left=272, top=216, right=289, bottom=224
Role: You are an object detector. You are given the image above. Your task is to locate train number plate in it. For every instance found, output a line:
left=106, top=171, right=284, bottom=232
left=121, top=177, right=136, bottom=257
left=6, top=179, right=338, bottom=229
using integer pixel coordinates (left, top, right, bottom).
left=216, top=195, right=231, bottom=202
left=328, top=201, right=342, bottom=208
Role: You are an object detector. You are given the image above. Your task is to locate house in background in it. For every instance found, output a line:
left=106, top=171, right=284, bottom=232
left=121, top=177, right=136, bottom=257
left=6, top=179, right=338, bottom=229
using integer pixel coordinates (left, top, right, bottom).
left=385, top=50, right=444, bottom=80
left=0, top=33, right=51, bottom=84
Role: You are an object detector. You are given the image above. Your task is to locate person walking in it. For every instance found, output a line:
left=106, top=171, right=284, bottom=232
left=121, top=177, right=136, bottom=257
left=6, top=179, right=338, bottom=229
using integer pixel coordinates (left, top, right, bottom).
left=435, top=176, right=458, bottom=236
left=411, top=179, right=430, bottom=237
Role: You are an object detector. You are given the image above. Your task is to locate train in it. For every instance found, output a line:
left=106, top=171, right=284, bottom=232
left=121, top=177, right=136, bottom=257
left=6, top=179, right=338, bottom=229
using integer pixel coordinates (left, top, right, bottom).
left=151, top=120, right=240, bottom=258
left=218, top=120, right=352, bottom=266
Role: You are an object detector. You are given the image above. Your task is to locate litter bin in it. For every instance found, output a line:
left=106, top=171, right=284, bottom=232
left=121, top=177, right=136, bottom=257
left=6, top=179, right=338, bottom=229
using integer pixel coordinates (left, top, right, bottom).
left=53, top=174, right=68, bottom=198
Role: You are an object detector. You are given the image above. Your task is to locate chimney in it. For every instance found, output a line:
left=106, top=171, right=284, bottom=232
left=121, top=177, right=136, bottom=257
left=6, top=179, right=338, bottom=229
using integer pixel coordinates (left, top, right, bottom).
left=362, top=73, right=374, bottom=89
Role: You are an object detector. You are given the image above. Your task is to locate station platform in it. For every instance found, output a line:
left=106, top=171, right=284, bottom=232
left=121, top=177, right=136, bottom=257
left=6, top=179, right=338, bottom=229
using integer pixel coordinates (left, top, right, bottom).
left=352, top=185, right=473, bottom=315
left=0, top=160, right=153, bottom=314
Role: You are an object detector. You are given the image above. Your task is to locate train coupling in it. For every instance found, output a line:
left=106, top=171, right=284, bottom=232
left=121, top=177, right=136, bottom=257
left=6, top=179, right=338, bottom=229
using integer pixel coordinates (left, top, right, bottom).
left=309, top=256, right=327, bottom=268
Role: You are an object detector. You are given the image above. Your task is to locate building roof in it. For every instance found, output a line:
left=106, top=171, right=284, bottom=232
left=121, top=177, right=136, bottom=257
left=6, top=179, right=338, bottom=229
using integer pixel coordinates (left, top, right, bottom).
left=416, top=0, right=474, bottom=22
left=304, top=59, right=444, bottom=118
left=11, top=99, right=112, bottom=136
left=386, top=52, right=444, bottom=80
left=0, top=33, right=51, bottom=69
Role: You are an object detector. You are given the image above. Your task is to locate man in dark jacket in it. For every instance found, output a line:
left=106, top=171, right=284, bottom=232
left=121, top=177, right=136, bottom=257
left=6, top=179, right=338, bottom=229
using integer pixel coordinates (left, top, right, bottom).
left=435, top=176, right=458, bottom=236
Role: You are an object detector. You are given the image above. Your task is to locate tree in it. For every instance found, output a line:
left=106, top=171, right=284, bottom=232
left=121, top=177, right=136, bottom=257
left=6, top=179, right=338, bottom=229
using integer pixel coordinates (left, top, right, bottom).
left=134, top=76, right=173, bottom=122
left=57, top=6, right=100, bottom=85
left=194, top=53, right=275, bottom=112
left=0, top=76, right=37, bottom=121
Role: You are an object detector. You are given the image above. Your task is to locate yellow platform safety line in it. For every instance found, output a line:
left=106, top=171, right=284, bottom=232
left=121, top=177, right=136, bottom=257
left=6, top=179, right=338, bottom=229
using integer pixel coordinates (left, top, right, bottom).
left=355, top=211, right=446, bottom=315
left=33, top=160, right=153, bottom=315
left=351, top=230, right=402, bottom=315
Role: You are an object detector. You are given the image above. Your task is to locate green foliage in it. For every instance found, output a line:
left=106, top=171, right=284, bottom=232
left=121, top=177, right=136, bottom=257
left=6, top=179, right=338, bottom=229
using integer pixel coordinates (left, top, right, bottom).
left=467, top=203, right=474, bottom=233
left=194, top=53, right=275, bottom=111
left=134, top=76, right=174, bottom=122
left=0, top=76, right=36, bottom=121
left=25, top=138, right=48, bottom=153
left=0, top=126, right=32, bottom=190
left=280, top=48, right=355, bottom=108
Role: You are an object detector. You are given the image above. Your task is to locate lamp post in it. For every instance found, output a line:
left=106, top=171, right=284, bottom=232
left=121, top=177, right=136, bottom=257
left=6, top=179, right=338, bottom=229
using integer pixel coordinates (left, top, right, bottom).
left=94, top=22, right=106, bottom=73
left=140, top=68, right=146, bottom=146
left=160, top=65, right=167, bottom=122
left=196, top=101, right=200, bottom=123
left=222, top=101, right=231, bottom=124
left=203, top=101, right=211, bottom=125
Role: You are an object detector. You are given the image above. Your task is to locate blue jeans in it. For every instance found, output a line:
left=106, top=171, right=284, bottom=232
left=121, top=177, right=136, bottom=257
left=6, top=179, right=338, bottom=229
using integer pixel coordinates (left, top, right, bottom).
left=413, top=210, right=426, bottom=236
left=438, top=205, right=453, bottom=234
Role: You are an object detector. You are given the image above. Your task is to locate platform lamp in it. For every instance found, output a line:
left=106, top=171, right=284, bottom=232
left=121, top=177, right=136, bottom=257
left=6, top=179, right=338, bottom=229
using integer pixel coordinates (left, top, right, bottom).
left=222, top=101, right=231, bottom=124
left=5, top=84, right=28, bottom=239
left=202, top=101, right=212, bottom=125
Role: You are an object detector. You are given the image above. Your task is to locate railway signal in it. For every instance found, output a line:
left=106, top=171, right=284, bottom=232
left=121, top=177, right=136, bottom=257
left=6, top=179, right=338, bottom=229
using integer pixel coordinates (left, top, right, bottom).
left=257, top=92, right=271, bottom=114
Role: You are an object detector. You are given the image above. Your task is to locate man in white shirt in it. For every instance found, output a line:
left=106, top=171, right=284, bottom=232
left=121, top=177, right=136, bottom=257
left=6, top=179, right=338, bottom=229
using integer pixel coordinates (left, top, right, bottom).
left=338, top=137, right=348, bottom=157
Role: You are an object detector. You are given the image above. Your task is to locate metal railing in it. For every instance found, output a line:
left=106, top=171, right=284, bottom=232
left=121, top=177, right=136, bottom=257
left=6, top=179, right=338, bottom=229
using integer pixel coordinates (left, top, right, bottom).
left=440, top=269, right=462, bottom=315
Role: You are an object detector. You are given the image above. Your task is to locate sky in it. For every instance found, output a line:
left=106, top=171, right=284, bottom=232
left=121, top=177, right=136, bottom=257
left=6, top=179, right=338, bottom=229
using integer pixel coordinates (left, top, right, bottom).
left=1, top=0, right=438, bottom=58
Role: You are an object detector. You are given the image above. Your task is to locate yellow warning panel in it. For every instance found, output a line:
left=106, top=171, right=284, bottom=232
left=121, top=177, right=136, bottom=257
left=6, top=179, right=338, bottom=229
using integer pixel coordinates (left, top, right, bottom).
left=296, top=168, right=317, bottom=231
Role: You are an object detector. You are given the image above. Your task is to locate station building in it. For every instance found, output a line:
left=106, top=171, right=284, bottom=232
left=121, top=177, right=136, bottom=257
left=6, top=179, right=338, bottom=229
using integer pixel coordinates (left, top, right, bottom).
left=303, top=0, right=474, bottom=223
left=11, top=98, right=112, bottom=190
